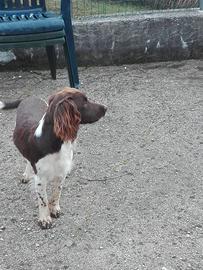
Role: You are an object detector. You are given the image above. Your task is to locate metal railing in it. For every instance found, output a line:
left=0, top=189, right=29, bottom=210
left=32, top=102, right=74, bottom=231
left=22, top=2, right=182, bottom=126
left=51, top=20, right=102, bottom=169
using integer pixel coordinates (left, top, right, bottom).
left=46, top=0, right=202, bottom=18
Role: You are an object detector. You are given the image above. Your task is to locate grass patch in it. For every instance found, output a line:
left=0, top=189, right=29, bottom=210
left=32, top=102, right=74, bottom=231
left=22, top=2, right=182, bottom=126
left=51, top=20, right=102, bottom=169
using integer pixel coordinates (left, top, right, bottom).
left=72, top=0, right=148, bottom=17
left=46, top=0, right=150, bottom=17
left=46, top=0, right=198, bottom=18
left=145, top=0, right=198, bottom=9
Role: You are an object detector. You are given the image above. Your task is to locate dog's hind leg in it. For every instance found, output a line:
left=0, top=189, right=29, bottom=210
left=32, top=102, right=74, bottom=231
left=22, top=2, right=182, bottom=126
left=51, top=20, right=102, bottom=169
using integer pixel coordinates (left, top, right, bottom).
left=35, top=175, right=52, bottom=229
left=22, top=160, right=34, bottom=183
left=49, top=176, right=64, bottom=218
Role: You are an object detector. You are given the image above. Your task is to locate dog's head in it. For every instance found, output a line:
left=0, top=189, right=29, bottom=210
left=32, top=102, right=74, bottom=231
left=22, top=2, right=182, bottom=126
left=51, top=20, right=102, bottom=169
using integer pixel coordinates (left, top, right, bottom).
left=47, top=87, right=107, bottom=141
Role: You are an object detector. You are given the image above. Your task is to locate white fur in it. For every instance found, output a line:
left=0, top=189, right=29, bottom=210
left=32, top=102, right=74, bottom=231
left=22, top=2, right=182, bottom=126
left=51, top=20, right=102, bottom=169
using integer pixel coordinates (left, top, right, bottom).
left=34, top=141, right=74, bottom=226
left=36, top=141, right=73, bottom=178
left=0, top=101, right=5, bottom=109
left=34, top=113, right=45, bottom=138
left=22, top=160, right=34, bottom=183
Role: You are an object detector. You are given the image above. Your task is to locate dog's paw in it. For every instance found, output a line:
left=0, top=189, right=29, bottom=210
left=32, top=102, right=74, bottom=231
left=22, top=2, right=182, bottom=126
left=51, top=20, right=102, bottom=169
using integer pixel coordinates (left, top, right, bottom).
left=22, top=172, right=33, bottom=184
left=49, top=205, right=61, bottom=218
left=21, top=178, right=30, bottom=184
left=21, top=175, right=30, bottom=184
left=38, top=216, right=52, bottom=229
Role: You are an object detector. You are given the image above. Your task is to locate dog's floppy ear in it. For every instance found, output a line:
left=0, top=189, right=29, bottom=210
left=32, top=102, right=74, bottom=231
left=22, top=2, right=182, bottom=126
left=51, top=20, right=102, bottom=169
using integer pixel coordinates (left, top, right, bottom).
left=53, top=98, right=81, bottom=141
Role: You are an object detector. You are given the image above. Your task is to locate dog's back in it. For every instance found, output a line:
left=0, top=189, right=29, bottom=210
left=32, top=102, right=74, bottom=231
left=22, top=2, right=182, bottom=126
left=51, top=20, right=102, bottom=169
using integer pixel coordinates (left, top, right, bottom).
left=13, top=97, right=48, bottom=165
left=15, top=96, right=47, bottom=129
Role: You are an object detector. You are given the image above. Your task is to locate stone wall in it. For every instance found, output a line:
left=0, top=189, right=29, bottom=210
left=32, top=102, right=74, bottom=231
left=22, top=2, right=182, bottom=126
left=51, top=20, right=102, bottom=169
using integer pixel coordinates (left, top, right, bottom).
left=0, top=9, right=202, bottom=68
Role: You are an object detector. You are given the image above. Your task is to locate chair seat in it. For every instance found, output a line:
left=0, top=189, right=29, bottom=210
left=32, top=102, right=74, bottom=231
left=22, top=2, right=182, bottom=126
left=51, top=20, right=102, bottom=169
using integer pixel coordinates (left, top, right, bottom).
left=0, top=12, right=64, bottom=36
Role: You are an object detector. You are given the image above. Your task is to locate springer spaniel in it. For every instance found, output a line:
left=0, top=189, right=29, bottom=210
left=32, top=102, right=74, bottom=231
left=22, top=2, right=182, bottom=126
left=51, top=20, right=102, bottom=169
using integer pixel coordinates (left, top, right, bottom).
left=0, top=87, right=107, bottom=229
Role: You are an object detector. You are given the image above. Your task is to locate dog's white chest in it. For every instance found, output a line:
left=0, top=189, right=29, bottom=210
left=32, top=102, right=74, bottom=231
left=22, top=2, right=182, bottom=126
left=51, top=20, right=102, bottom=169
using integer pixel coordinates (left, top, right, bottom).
left=36, top=141, right=74, bottom=180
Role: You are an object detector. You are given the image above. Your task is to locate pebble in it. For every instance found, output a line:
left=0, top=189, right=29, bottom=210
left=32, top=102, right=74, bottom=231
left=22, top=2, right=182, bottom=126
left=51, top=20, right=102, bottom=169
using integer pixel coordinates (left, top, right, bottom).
left=0, top=226, right=6, bottom=232
left=66, top=239, right=74, bottom=247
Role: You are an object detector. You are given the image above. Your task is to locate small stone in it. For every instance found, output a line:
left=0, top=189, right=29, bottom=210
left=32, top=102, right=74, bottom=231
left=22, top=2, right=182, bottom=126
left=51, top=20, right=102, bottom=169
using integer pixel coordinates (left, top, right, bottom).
left=11, top=218, right=17, bottom=223
left=66, top=239, right=74, bottom=247
left=36, top=243, right=40, bottom=247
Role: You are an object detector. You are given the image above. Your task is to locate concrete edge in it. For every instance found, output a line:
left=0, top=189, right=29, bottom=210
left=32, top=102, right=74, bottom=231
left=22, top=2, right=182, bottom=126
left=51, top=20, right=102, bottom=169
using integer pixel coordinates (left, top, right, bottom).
left=0, top=9, right=202, bottom=68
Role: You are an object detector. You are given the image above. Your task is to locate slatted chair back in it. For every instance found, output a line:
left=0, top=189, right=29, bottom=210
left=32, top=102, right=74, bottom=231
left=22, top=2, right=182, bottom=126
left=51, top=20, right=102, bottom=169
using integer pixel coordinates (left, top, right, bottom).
left=0, top=0, right=79, bottom=88
left=0, top=0, right=46, bottom=11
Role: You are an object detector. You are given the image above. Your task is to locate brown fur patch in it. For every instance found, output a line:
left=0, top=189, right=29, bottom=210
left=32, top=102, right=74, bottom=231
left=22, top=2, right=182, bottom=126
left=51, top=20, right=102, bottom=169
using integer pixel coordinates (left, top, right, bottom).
left=48, top=88, right=80, bottom=105
left=53, top=98, right=81, bottom=141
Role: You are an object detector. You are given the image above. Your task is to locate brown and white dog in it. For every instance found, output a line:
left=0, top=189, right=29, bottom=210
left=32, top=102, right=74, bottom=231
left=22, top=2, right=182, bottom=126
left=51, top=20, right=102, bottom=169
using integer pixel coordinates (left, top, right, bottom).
left=0, top=87, right=107, bottom=229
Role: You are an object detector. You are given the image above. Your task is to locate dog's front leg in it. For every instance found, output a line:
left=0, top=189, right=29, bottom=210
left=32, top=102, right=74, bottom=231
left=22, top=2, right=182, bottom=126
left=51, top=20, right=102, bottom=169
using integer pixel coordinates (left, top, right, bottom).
left=22, top=160, right=34, bottom=183
left=49, top=176, right=64, bottom=218
left=35, top=175, right=52, bottom=229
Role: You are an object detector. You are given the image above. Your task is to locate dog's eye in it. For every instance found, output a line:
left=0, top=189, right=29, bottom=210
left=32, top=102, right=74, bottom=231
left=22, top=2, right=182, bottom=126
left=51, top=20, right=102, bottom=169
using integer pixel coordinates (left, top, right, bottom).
left=84, top=97, right=88, bottom=102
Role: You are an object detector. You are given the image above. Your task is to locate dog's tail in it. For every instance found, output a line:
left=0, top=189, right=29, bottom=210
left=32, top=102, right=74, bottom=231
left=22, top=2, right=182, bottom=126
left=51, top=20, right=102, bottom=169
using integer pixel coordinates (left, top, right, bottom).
left=0, top=100, right=22, bottom=110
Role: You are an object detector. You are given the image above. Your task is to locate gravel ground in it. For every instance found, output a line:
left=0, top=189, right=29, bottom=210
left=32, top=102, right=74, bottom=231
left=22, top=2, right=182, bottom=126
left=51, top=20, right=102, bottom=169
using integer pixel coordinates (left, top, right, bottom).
left=0, top=60, right=202, bottom=270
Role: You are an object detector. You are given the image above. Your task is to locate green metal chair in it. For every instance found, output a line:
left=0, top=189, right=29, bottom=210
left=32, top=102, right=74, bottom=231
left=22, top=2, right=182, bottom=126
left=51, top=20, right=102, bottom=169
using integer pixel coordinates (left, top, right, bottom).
left=0, top=0, right=79, bottom=88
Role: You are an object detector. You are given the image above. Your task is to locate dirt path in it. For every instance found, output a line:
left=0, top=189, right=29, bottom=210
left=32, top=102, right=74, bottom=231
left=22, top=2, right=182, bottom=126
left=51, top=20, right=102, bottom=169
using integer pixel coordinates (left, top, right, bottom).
left=0, top=60, right=202, bottom=270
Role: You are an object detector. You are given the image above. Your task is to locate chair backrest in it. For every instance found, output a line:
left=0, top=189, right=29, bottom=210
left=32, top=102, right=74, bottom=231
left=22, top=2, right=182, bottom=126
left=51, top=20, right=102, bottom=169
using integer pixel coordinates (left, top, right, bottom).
left=0, top=0, right=46, bottom=11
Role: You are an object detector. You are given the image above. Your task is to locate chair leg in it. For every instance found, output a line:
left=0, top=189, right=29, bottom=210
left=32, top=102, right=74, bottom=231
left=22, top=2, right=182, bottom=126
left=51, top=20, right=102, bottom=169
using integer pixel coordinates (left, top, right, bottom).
left=63, top=41, right=79, bottom=89
left=46, top=46, right=56, bottom=80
